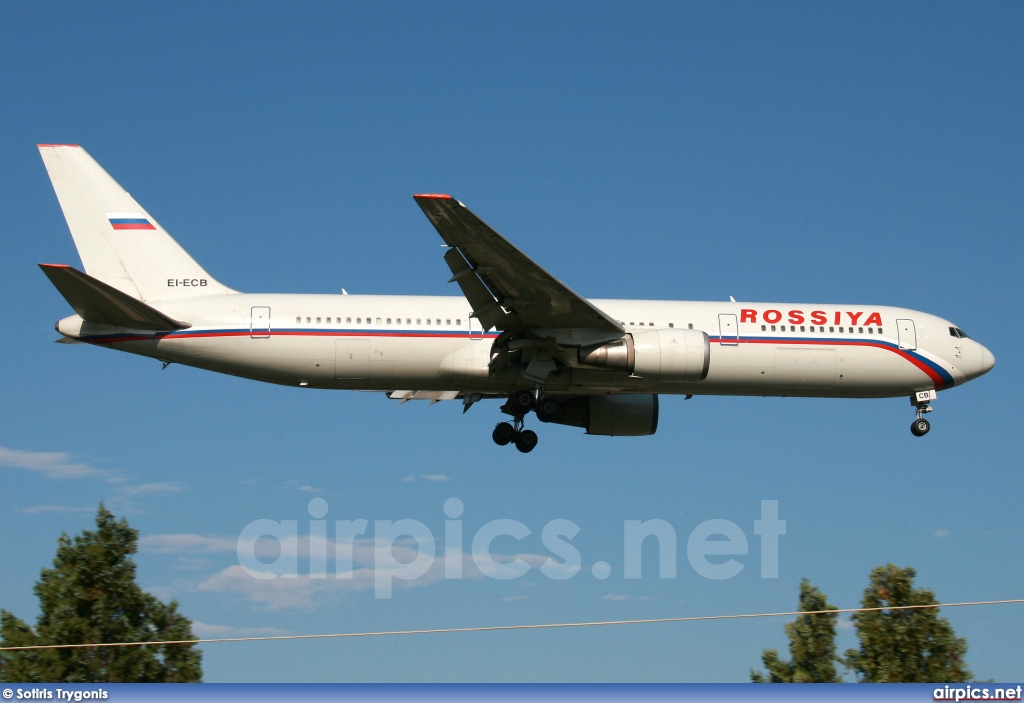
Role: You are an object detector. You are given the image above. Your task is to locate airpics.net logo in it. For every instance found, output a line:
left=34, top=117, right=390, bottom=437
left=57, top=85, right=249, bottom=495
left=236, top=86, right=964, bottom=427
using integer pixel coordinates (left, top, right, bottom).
left=235, top=499, right=786, bottom=598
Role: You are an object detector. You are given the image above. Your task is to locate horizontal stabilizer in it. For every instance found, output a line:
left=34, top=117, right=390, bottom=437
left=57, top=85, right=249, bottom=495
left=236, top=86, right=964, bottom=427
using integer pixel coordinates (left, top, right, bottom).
left=39, top=264, right=191, bottom=331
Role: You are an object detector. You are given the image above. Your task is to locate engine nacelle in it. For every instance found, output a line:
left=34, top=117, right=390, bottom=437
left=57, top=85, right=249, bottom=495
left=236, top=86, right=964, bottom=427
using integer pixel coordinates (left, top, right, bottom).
left=551, top=394, right=659, bottom=436
left=578, top=329, right=709, bottom=382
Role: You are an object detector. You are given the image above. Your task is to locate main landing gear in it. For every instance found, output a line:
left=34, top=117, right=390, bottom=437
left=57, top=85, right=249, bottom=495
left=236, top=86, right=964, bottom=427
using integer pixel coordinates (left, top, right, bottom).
left=910, top=390, right=937, bottom=437
left=492, top=389, right=555, bottom=453
left=492, top=419, right=538, bottom=453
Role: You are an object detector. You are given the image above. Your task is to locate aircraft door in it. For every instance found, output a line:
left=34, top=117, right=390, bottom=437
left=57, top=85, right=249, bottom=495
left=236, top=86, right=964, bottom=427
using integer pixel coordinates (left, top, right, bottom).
left=718, top=313, right=739, bottom=345
left=335, top=338, right=370, bottom=379
left=897, top=319, right=917, bottom=350
left=469, top=313, right=483, bottom=340
left=250, top=306, right=271, bottom=338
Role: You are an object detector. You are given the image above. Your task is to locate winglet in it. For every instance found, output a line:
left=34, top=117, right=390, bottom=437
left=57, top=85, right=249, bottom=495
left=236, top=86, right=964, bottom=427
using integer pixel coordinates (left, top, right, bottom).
left=413, top=194, right=452, bottom=200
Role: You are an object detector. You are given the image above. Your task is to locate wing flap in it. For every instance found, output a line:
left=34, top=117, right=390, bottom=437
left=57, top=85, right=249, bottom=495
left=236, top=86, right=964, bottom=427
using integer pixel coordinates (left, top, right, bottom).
left=442, top=248, right=506, bottom=330
left=39, top=264, right=191, bottom=330
left=414, top=195, right=623, bottom=339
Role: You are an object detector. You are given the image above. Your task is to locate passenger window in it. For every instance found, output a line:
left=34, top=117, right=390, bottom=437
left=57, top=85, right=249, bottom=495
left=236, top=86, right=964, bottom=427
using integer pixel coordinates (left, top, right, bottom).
left=639, top=322, right=644, bottom=326
left=649, top=322, right=654, bottom=327
left=426, top=319, right=432, bottom=325
left=829, top=326, right=834, bottom=332
left=356, top=317, right=361, bottom=324
left=761, top=325, right=766, bottom=331
left=629, top=322, right=634, bottom=326
left=800, top=326, right=805, bottom=332
left=688, top=323, right=693, bottom=329
left=376, top=318, right=382, bottom=324
left=839, top=327, right=843, bottom=333
left=879, top=328, right=884, bottom=334
left=306, top=317, right=311, bottom=323
left=868, top=328, right=873, bottom=334
left=417, top=318, right=421, bottom=325
left=446, top=319, right=451, bottom=326
left=316, top=317, right=321, bottom=323
left=436, top=319, right=441, bottom=326
left=295, top=317, right=301, bottom=323
left=858, top=327, right=863, bottom=333
left=668, top=323, right=674, bottom=328
left=456, top=319, right=461, bottom=326
left=771, top=325, right=776, bottom=332
left=406, top=318, right=411, bottom=325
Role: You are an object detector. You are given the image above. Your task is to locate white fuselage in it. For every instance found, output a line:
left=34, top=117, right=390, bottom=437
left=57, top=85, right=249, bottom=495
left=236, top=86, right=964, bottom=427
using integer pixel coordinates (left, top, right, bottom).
left=60, top=293, right=994, bottom=399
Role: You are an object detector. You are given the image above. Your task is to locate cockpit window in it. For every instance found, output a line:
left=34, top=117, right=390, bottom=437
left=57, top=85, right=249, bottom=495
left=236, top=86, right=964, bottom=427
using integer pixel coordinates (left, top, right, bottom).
left=949, top=327, right=971, bottom=339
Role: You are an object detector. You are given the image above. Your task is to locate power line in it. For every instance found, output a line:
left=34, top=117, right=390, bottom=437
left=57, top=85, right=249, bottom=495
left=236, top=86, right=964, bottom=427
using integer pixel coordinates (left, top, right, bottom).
left=1, top=597, right=1021, bottom=652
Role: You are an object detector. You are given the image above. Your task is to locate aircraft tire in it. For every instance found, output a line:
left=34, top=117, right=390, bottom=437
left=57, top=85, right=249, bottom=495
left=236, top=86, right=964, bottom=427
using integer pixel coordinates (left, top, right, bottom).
left=511, top=390, right=536, bottom=415
left=536, top=398, right=561, bottom=423
left=515, top=429, right=538, bottom=453
left=911, top=418, right=930, bottom=437
left=493, top=422, right=516, bottom=446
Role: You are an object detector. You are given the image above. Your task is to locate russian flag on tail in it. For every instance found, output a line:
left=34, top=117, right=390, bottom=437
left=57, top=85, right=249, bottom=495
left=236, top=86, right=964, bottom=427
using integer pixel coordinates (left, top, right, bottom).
left=107, top=212, right=156, bottom=230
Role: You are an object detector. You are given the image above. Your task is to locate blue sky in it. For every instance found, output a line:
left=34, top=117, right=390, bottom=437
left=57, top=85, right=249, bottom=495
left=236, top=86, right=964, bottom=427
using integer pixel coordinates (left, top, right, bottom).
left=1, top=1, right=1021, bottom=682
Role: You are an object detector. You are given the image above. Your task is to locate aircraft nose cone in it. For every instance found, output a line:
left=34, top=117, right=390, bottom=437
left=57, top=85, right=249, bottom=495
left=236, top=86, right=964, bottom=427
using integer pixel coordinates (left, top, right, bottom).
left=980, top=345, right=995, bottom=375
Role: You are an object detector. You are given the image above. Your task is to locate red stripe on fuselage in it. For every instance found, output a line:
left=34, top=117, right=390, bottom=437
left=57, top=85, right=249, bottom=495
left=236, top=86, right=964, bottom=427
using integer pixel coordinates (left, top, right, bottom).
left=714, top=337, right=949, bottom=389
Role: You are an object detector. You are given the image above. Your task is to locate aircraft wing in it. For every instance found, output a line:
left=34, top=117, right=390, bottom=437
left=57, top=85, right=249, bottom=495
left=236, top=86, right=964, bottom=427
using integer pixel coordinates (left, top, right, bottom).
left=413, top=195, right=624, bottom=343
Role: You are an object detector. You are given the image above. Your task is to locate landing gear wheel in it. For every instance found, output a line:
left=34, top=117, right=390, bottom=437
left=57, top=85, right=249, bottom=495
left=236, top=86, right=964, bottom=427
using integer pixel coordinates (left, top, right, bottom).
left=536, top=398, right=561, bottom=423
left=510, top=390, right=536, bottom=415
left=492, top=422, right=516, bottom=446
left=514, top=429, right=538, bottom=453
left=911, top=418, right=930, bottom=437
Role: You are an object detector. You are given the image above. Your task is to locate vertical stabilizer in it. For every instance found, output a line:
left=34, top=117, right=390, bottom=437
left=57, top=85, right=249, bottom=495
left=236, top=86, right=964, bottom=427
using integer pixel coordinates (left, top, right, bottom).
left=38, top=145, right=236, bottom=301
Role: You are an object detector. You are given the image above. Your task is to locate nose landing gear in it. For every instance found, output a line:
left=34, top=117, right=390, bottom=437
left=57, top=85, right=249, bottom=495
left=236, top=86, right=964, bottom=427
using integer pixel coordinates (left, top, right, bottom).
left=910, top=390, right=936, bottom=437
left=911, top=417, right=931, bottom=436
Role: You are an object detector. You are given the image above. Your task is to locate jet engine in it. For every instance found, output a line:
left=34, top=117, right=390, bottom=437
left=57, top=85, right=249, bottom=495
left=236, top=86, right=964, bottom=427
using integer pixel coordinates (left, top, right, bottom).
left=545, top=394, right=659, bottom=436
left=577, top=328, right=710, bottom=382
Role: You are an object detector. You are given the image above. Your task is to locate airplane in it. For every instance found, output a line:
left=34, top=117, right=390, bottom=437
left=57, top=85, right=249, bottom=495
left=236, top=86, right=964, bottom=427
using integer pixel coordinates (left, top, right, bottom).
left=37, top=144, right=995, bottom=453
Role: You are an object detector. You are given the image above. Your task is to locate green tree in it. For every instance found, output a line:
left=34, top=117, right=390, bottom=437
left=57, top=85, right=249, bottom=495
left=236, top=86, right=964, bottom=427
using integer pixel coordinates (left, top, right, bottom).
left=845, top=564, right=971, bottom=683
left=751, top=578, right=842, bottom=682
left=0, top=505, right=202, bottom=683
